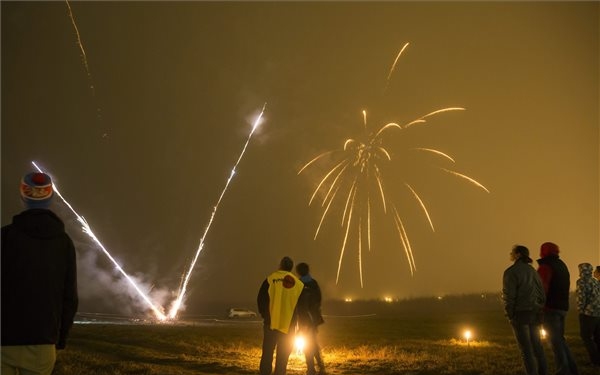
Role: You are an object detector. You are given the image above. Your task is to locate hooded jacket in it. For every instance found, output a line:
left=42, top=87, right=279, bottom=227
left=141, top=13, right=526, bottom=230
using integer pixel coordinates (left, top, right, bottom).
left=576, top=263, right=600, bottom=317
left=537, top=242, right=570, bottom=311
left=1, top=209, right=78, bottom=347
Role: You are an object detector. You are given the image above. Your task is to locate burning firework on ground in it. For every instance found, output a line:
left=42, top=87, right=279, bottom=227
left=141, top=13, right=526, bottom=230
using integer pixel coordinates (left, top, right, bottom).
left=168, top=104, right=266, bottom=319
left=299, top=43, right=489, bottom=287
left=32, top=105, right=266, bottom=320
left=32, top=161, right=167, bottom=320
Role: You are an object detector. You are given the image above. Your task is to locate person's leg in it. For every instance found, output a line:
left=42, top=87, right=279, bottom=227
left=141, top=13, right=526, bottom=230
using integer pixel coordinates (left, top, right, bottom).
left=312, top=327, right=325, bottom=374
left=303, top=328, right=317, bottom=375
left=544, top=310, right=570, bottom=375
left=579, top=314, right=600, bottom=365
left=273, top=331, right=294, bottom=375
left=559, top=312, right=578, bottom=375
left=1, top=345, right=56, bottom=375
left=511, top=312, right=537, bottom=375
left=1, top=346, right=21, bottom=375
left=593, top=317, right=600, bottom=365
left=530, top=322, right=548, bottom=375
left=19, top=345, right=56, bottom=375
left=260, top=325, right=277, bottom=375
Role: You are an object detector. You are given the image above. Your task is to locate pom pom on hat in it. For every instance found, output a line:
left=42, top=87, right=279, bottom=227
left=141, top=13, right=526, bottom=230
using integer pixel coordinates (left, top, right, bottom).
left=20, top=172, right=53, bottom=209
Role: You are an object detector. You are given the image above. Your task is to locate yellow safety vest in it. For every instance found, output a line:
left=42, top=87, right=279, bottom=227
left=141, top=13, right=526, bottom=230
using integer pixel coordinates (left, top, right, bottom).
left=267, top=270, right=304, bottom=333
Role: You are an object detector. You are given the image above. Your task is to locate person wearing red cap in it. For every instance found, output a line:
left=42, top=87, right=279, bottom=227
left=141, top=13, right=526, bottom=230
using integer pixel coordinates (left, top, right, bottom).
left=1, top=172, right=79, bottom=375
left=537, top=242, right=579, bottom=375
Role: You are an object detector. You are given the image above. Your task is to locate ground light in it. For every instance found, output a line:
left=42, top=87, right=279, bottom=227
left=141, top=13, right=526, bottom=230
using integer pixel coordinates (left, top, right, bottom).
left=540, top=328, right=547, bottom=340
left=294, top=334, right=306, bottom=356
left=464, top=329, right=472, bottom=347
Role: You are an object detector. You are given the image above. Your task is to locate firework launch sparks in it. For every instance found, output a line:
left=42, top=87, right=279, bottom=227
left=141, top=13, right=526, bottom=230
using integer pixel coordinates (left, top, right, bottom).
left=31, top=161, right=167, bottom=320
left=299, top=44, right=489, bottom=287
left=168, top=103, right=267, bottom=319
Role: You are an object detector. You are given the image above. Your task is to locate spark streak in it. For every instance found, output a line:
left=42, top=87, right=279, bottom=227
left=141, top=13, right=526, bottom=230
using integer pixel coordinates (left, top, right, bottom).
left=168, top=103, right=267, bottom=319
left=65, top=0, right=95, bottom=96
left=385, top=42, right=410, bottom=92
left=31, top=161, right=166, bottom=320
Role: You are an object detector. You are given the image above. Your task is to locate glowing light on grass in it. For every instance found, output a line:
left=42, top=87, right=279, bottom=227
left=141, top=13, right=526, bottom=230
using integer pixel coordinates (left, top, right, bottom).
left=299, top=43, right=489, bottom=287
left=344, top=297, right=353, bottom=303
left=463, top=330, right=472, bottom=347
left=540, top=328, right=547, bottom=340
left=294, top=334, right=306, bottom=356
left=384, top=296, right=393, bottom=303
left=168, top=103, right=267, bottom=319
left=31, top=161, right=166, bottom=321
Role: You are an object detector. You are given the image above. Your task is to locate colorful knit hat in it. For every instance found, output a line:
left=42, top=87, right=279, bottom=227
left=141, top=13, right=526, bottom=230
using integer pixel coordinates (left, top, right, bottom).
left=20, top=172, right=54, bottom=209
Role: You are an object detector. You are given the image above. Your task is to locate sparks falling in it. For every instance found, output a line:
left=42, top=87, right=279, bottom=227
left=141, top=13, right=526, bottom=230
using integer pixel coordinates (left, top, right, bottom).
left=299, top=44, right=489, bottom=287
left=65, top=0, right=95, bottom=96
left=32, top=161, right=167, bottom=320
left=168, top=103, right=267, bottom=319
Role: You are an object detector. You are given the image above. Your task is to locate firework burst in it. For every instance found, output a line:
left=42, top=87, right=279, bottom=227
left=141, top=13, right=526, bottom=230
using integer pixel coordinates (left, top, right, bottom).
left=299, top=44, right=489, bottom=288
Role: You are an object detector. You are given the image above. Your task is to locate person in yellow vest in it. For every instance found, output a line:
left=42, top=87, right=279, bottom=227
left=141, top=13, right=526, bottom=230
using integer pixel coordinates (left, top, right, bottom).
left=257, top=256, right=304, bottom=375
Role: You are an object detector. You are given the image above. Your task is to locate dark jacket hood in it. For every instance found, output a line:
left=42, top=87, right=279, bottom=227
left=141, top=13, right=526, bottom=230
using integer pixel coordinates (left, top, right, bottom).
left=12, top=209, right=66, bottom=239
left=540, top=242, right=560, bottom=258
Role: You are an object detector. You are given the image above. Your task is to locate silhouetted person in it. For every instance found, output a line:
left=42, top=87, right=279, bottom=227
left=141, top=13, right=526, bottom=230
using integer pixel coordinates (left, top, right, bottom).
left=503, top=245, right=547, bottom=375
left=537, top=242, right=579, bottom=375
left=296, top=262, right=326, bottom=375
left=575, top=263, right=600, bottom=366
left=1, top=172, right=79, bottom=375
left=257, top=256, right=304, bottom=375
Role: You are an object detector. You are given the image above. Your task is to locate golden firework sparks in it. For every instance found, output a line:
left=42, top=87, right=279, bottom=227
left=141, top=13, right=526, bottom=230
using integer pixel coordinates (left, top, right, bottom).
left=299, top=44, right=489, bottom=287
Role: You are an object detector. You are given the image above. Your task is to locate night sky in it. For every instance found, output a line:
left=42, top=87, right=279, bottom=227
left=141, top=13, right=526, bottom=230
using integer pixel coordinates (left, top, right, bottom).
left=2, top=1, right=598, bottom=315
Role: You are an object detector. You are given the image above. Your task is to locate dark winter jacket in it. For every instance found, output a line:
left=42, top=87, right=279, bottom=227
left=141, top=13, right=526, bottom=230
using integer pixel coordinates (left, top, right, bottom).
left=537, top=243, right=570, bottom=312
left=502, top=258, right=545, bottom=320
left=296, top=275, right=325, bottom=328
left=1, top=209, right=78, bottom=348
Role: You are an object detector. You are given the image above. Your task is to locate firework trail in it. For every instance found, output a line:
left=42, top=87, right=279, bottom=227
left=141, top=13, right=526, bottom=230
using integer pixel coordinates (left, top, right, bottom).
left=299, top=44, right=489, bottom=287
left=384, top=42, right=410, bottom=93
left=32, top=161, right=166, bottom=320
left=65, top=0, right=94, bottom=96
left=168, top=103, right=267, bottom=319
left=65, top=0, right=103, bottom=125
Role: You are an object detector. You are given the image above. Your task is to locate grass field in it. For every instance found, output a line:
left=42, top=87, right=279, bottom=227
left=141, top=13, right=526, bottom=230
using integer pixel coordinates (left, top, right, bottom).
left=52, top=294, right=599, bottom=375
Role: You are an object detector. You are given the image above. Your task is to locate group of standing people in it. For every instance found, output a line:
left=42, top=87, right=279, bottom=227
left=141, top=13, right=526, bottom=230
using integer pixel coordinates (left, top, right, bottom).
left=3, top=170, right=599, bottom=375
left=502, top=242, right=600, bottom=375
left=257, top=256, right=325, bottom=375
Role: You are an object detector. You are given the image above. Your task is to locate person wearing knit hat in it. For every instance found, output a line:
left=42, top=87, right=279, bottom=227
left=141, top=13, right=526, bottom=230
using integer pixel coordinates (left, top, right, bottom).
left=575, top=263, right=600, bottom=366
left=537, top=242, right=579, bottom=375
left=1, top=172, right=78, bottom=375
left=502, top=245, right=547, bottom=375
left=20, top=172, right=54, bottom=209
